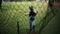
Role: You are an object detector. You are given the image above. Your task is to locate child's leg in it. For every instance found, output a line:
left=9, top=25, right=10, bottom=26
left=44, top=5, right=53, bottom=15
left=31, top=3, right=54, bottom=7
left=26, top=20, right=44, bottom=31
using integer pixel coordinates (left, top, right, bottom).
left=32, top=20, right=35, bottom=30
left=30, top=22, right=32, bottom=30
left=29, top=20, right=35, bottom=30
left=29, top=17, right=32, bottom=30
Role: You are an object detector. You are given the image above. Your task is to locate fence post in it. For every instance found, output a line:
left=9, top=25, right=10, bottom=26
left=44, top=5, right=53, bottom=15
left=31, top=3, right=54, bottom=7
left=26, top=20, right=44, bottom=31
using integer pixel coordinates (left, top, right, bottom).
left=17, top=21, right=19, bottom=34
left=0, top=0, right=2, bottom=9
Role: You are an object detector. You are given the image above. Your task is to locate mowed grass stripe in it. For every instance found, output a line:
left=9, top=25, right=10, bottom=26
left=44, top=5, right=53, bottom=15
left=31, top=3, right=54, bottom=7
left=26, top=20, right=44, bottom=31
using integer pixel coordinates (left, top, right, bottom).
left=3, top=10, right=12, bottom=25
left=0, top=11, right=3, bottom=18
left=0, top=11, right=13, bottom=33
left=2, top=12, right=12, bottom=27
left=2, top=11, right=16, bottom=32
left=3, top=11, right=17, bottom=33
left=0, top=13, right=6, bottom=21
left=0, top=12, right=8, bottom=23
left=3, top=13, right=8, bottom=25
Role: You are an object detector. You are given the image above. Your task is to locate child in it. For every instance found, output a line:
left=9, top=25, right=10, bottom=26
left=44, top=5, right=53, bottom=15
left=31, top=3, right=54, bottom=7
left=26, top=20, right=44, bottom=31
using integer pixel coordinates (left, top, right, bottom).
left=25, top=6, right=38, bottom=31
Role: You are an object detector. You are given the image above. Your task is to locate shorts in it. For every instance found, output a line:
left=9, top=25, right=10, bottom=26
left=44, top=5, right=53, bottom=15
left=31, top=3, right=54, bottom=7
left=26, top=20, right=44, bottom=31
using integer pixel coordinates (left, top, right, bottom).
left=28, top=17, right=35, bottom=27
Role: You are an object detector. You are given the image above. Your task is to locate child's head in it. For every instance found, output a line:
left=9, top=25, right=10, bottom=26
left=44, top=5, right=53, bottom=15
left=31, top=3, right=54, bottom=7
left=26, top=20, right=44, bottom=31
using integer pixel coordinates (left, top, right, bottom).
left=29, top=5, right=33, bottom=11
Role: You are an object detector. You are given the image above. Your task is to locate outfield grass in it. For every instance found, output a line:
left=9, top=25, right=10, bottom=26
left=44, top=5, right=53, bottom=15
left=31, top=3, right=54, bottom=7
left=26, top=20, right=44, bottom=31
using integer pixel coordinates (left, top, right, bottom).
left=0, top=2, right=47, bottom=34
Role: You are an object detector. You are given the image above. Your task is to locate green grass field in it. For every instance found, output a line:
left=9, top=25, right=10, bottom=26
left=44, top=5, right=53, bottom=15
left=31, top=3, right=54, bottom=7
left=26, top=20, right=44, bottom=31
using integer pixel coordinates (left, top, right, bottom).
left=0, top=2, right=48, bottom=34
left=41, top=9, right=60, bottom=34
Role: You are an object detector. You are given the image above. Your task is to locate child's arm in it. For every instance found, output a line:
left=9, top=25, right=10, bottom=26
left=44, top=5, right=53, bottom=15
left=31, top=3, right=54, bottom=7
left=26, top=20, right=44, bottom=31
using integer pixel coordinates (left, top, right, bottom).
left=35, top=11, right=38, bottom=14
left=25, top=12, right=29, bottom=16
left=36, top=11, right=38, bottom=14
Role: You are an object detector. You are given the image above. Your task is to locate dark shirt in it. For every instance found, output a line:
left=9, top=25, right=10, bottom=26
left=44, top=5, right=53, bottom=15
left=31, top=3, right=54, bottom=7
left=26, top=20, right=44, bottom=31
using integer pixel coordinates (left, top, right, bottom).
left=29, top=11, right=36, bottom=21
